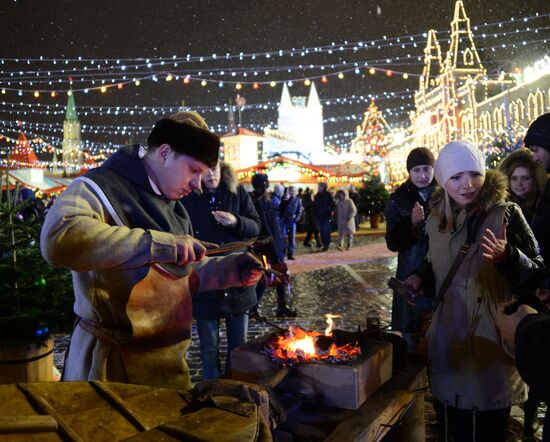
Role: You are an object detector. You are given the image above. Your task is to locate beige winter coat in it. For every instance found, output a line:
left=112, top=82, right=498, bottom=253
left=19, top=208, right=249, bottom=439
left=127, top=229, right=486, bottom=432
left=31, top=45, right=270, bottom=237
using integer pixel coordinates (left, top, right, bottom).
left=425, top=171, right=543, bottom=410
left=336, top=189, right=357, bottom=235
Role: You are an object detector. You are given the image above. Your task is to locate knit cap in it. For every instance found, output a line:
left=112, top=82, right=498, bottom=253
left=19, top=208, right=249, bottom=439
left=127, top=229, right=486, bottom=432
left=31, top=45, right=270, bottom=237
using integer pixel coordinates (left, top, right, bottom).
left=406, top=147, right=435, bottom=171
left=524, top=113, right=550, bottom=154
left=434, top=141, right=486, bottom=186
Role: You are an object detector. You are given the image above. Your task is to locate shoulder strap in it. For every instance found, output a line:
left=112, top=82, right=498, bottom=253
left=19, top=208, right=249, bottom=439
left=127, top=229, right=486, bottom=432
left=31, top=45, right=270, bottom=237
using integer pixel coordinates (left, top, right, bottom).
left=432, top=211, right=488, bottom=311
left=74, top=176, right=125, bottom=227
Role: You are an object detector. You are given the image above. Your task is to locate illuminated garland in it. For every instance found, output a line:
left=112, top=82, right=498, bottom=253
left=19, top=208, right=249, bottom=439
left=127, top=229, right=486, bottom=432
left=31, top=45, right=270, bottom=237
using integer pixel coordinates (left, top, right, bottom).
left=0, top=29, right=547, bottom=94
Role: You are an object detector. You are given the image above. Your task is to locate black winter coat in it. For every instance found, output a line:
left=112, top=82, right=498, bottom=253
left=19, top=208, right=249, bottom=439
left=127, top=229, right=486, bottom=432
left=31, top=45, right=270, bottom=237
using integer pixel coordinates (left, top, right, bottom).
left=385, top=180, right=435, bottom=331
left=251, top=192, right=286, bottom=264
left=516, top=313, right=550, bottom=400
left=532, top=178, right=550, bottom=265
left=182, top=175, right=261, bottom=320
left=313, top=191, right=336, bottom=222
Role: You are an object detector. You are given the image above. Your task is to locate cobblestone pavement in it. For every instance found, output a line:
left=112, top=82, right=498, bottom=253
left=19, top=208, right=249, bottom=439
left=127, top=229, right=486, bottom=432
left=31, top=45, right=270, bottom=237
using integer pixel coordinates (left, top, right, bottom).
left=53, top=233, right=538, bottom=441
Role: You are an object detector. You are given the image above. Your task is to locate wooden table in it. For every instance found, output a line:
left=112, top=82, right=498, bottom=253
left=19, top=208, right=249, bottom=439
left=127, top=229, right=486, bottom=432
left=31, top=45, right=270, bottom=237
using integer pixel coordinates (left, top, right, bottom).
left=275, top=364, right=428, bottom=442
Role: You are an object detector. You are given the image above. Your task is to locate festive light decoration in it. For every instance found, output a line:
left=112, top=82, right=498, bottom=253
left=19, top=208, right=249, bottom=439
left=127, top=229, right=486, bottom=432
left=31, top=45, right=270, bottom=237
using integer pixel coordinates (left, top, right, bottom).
left=350, top=99, right=388, bottom=175
left=385, top=1, right=550, bottom=184
left=0, top=15, right=547, bottom=95
left=236, top=155, right=367, bottom=184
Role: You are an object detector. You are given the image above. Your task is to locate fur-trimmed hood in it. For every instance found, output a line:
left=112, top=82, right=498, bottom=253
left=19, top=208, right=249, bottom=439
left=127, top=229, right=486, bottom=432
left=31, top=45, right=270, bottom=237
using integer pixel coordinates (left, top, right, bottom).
left=430, top=169, right=508, bottom=215
left=219, top=161, right=238, bottom=194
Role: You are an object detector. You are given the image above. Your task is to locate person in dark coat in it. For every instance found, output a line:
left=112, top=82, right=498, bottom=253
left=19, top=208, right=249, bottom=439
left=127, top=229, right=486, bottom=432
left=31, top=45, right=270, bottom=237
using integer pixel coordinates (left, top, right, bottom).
left=498, top=147, right=548, bottom=437
left=302, top=188, right=321, bottom=248
left=313, top=182, right=336, bottom=251
left=495, top=266, right=550, bottom=441
left=525, top=112, right=550, bottom=264
left=280, top=186, right=303, bottom=260
left=182, top=161, right=261, bottom=379
left=250, top=173, right=297, bottom=318
left=385, top=147, right=436, bottom=352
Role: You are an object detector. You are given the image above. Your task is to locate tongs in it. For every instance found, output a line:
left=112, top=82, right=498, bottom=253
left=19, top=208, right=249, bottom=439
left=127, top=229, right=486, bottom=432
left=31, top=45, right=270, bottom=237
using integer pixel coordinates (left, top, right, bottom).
left=152, top=237, right=284, bottom=280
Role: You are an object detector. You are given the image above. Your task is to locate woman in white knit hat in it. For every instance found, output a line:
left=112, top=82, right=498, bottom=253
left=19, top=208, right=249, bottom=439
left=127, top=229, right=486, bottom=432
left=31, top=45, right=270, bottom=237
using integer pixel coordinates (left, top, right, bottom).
left=405, top=140, right=543, bottom=441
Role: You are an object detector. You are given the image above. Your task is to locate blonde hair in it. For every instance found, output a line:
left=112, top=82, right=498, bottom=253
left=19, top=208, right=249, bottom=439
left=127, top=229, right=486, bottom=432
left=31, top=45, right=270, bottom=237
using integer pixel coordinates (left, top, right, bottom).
left=430, top=188, right=455, bottom=232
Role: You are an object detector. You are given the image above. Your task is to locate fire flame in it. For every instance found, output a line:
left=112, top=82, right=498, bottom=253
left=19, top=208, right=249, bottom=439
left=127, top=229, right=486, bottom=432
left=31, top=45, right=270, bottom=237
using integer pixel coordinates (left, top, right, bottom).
left=265, top=317, right=361, bottom=366
left=325, top=313, right=343, bottom=336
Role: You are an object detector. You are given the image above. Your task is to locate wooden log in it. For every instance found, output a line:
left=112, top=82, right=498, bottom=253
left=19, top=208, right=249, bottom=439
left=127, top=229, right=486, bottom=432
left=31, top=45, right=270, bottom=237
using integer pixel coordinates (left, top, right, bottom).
left=0, top=415, right=58, bottom=433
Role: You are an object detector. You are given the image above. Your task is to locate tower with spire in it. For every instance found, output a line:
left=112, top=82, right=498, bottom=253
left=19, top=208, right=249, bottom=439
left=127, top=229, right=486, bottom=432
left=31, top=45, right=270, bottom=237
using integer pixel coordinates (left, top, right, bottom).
left=411, top=0, right=487, bottom=152
left=61, top=91, right=82, bottom=174
left=264, top=82, right=325, bottom=162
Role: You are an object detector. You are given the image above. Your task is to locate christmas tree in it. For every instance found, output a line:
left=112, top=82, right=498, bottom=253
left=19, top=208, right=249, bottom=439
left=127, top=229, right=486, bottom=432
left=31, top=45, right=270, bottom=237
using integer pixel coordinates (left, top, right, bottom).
left=350, top=99, right=389, bottom=176
left=481, top=129, right=526, bottom=169
left=0, top=172, right=74, bottom=349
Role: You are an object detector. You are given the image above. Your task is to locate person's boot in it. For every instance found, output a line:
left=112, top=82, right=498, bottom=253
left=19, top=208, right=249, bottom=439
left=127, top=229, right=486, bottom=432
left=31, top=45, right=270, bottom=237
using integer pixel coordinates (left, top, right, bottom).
left=276, top=305, right=297, bottom=317
left=249, top=306, right=267, bottom=322
left=523, top=396, right=540, bottom=437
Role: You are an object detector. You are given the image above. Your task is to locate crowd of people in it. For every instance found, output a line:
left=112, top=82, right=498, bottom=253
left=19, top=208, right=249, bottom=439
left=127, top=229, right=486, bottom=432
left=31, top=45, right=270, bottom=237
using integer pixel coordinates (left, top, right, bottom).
left=25, top=107, right=550, bottom=441
left=387, top=113, right=550, bottom=441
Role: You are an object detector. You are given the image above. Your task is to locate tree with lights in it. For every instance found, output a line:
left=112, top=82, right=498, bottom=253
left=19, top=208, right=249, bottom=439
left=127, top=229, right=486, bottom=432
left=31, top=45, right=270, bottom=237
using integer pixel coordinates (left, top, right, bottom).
left=0, top=173, right=73, bottom=352
left=480, top=128, right=526, bottom=169
left=350, top=99, right=389, bottom=176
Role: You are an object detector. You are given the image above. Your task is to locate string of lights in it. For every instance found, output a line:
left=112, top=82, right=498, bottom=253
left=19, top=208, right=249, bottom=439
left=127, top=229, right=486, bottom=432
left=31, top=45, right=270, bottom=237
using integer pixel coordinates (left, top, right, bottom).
left=0, top=25, right=547, bottom=94
left=1, top=12, right=546, bottom=68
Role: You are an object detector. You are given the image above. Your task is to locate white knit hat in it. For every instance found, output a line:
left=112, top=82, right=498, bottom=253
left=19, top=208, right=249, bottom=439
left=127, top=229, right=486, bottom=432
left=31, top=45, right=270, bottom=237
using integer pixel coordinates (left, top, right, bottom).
left=434, top=141, right=486, bottom=186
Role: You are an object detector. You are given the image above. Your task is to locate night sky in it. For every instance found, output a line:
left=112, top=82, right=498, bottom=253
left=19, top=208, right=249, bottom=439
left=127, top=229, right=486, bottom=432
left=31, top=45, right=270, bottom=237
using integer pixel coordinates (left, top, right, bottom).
left=1, top=0, right=549, bottom=155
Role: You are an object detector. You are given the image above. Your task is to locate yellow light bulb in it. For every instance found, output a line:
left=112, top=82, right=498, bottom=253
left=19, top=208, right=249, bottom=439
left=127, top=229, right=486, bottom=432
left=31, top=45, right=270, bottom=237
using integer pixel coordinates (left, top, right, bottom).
left=338, top=73, right=344, bottom=79
left=166, top=74, right=173, bottom=81
left=369, top=68, right=376, bottom=75
left=304, top=79, right=311, bottom=86
left=270, top=81, right=276, bottom=87
left=236, top=83, right=242, bottom=90
left=34, top=91, right=40, bottom=98
left=100, top=86, right=107, bottom=93
left=135, top=80, right=141, bottom=86
left=201, top=80, right=207, bottom=86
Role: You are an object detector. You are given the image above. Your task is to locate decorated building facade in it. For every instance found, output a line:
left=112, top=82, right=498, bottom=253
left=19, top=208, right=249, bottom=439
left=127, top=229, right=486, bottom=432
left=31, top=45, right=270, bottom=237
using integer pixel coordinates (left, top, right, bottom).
left=386, top=0, right=550, bottom=183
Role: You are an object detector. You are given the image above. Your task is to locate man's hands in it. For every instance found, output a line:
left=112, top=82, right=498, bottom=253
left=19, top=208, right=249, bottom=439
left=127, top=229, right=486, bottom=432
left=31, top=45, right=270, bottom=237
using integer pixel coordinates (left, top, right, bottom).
left=495, top=302, right=537, bottom=347
left=411, top=202, right=425, bottom=225
left=235, top=252, right=263, bottom=286
left=481, top=224, right=508, bottom=263
left=175, top=235, right=216, bottom=266
left=212, top=210, right=238, bottom=227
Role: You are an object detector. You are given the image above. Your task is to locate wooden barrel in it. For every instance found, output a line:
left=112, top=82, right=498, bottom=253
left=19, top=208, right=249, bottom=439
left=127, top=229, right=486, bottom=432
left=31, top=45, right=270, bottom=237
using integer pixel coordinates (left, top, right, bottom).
left=0, top=338, right=53, bottom=384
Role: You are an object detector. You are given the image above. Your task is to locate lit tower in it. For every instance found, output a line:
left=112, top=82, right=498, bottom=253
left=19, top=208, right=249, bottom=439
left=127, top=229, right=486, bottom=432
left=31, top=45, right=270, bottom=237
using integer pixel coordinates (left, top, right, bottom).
left=62, top=91, right=82, bottom=174
left=412, top=0, right=486, bottom=152
left=265, top=81, right=325, bottom=162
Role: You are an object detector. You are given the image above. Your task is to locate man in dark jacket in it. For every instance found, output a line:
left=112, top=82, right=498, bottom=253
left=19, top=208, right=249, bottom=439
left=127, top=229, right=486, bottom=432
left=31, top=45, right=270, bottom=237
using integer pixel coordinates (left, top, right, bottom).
left=250, top=173, right=297, bottom=317
left=385, top=147, right=435, bottom=352
left=525, top=112, right=550, bottom=264
left=280, top=186, right=303, bottom=260
left=182, top=161, right=261, bottom=379
left=313, top=182, right=336, bottom=251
